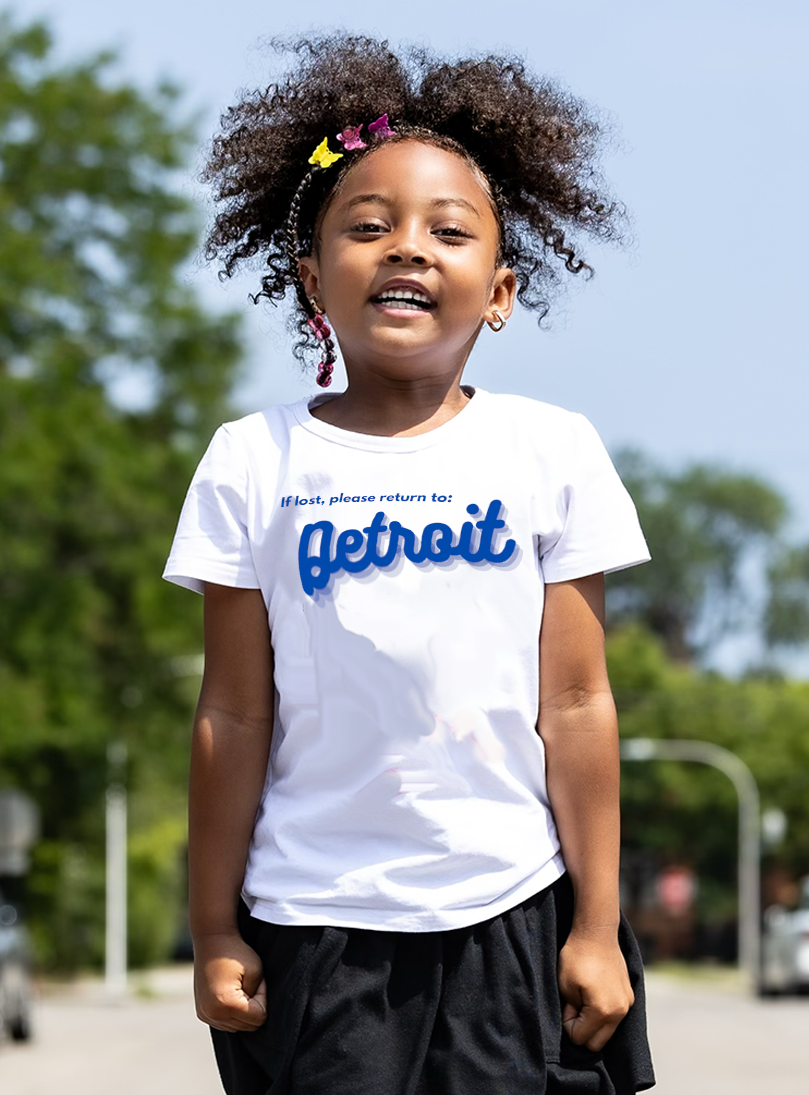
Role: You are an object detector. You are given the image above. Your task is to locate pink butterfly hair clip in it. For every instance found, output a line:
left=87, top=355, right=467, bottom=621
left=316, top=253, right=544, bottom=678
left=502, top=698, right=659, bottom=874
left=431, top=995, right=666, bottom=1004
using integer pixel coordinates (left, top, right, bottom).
left=368, top=113, right=395, bottom=139
left=336, top=114, right=396, bottom=152
left=336, top=124, right=366, bottom=151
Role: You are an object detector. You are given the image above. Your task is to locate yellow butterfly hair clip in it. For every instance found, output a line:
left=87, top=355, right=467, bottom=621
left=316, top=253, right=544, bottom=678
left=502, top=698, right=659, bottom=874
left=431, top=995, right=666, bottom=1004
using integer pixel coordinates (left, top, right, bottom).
left=308, top=138, right=343, bottom=170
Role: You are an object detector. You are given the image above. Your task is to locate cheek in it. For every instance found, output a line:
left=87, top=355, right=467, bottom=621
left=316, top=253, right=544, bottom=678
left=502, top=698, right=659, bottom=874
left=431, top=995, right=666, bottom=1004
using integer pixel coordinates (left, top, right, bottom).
left=450, top=261, right=496, bottom=309
left=320, top=249, right=374, bottom=306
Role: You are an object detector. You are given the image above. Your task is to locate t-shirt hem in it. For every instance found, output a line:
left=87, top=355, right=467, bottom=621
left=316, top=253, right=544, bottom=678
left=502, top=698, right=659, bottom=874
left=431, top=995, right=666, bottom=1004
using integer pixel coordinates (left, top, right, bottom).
left=243, top=853, right=566, bottom=932
left=542, top=551, right=651, bottom=583
left=162, top=563, right=262, bottom=596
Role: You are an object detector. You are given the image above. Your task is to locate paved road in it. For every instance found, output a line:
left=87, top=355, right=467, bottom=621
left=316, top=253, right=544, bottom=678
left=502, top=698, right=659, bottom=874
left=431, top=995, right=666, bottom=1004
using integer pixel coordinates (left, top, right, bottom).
left=646, top=972, right=809, bottom=1094
left=1, top=966, right=807, bottom=1093
left=0, top=968, right=221, bottom=1095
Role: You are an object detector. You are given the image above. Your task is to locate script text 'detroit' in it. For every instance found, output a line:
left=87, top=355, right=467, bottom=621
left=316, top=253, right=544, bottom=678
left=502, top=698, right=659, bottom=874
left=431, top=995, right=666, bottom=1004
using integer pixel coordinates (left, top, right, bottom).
left=297, top=500, right=516, bottom=595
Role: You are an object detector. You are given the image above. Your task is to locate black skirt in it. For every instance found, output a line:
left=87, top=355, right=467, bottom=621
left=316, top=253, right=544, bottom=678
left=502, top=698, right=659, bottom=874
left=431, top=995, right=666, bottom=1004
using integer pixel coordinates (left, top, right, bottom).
left=211, top=873, right=655, bottom=1095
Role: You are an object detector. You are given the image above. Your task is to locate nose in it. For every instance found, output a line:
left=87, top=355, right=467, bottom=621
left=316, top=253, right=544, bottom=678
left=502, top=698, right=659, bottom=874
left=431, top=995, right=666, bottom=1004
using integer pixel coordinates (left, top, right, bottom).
left=382, top=224, right=430, bottom=266
left=384, top=250, right=428, bottom=266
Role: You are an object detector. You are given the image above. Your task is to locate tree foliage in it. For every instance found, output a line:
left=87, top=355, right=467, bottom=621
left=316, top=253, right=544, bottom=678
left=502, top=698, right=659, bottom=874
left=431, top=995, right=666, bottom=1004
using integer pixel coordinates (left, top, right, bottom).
left=0, top=13, right=241, bottom=969
left=608, top=450, right=809, bottom=663
left=610, top=627, right=809, bottom=930
left=765, top=544, right=809, bottom=647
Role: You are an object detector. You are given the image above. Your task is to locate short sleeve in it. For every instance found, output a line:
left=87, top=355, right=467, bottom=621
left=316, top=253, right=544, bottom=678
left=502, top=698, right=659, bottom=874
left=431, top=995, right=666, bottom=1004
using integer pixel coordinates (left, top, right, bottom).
left=162, top=425, right=261, bottom=595
left=539, top=413, right=650, bottom=583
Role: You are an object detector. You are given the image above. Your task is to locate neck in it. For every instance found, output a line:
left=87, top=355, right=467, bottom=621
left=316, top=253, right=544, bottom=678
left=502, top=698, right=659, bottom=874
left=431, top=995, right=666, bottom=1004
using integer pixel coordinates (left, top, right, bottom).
left=311, top=366, right=473, bottom=438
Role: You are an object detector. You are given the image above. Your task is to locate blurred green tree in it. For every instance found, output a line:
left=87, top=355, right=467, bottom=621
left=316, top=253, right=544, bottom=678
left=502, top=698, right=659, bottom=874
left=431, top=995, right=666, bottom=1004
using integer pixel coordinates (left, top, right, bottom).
left=765, top=544, right=809, bottom=647
left=609, top=627, right=809, bottom=942
left=0, top=13, right=242, bottom=969
left=608, top=451, right=809, bottom=663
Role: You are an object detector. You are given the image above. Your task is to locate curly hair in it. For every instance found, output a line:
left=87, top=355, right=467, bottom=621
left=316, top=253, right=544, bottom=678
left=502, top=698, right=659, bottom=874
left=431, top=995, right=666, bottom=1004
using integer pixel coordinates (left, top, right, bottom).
left=201, top=33, right=626, bottom=372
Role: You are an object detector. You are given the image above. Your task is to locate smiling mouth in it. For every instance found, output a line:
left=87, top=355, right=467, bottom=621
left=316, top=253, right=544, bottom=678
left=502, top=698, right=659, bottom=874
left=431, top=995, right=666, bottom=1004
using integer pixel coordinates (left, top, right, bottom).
left=371, top=288, right=436, bottom=311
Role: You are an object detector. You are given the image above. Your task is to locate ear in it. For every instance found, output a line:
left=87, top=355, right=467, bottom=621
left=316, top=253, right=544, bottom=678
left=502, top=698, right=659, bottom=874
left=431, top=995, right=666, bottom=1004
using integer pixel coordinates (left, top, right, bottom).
left=485, top=267, right=517, bottom=325
left=297, top=256, right=321, bottom=306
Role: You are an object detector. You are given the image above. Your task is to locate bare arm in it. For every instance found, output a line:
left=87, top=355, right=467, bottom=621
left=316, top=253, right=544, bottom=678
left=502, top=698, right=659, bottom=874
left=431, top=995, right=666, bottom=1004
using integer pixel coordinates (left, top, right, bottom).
left=189, top=582, right=274, bottom=1031
left=538, top=573, right=633, bottom=1052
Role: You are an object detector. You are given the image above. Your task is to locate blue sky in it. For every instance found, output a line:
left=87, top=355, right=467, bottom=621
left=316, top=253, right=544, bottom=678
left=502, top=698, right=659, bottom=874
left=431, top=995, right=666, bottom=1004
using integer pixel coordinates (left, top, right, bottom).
left=11, top=0, right=809, bottom=544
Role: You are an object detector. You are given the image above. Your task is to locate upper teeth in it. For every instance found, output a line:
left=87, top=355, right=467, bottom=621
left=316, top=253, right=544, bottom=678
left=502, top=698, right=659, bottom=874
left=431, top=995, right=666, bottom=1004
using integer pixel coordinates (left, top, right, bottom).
left=377, top=289, right=432, bottom=305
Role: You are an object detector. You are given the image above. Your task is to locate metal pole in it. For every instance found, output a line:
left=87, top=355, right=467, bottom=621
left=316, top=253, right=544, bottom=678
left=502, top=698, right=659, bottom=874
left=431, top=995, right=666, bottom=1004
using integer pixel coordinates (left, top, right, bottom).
left=621, top=738, right=760, bottom=988
left=105, top=742, right=128, bottom=1000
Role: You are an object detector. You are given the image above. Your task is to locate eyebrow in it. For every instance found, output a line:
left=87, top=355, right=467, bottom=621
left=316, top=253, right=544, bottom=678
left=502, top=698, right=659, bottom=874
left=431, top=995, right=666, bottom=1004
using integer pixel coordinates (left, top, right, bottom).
left=339, top=193, right=482, bottom=218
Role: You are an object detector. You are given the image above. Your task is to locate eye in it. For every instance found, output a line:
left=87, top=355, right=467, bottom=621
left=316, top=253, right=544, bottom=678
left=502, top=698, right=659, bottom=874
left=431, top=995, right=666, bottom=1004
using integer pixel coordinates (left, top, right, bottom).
left=434, top=225, right=472, bottom=242
left=350, top=221, right=387, bottom=234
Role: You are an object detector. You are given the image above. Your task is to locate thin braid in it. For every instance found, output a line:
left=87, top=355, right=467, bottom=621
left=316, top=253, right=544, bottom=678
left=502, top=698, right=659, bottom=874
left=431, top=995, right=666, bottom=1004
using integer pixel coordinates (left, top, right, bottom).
left=316, top=325, right=338, bottom=387
left=284, top=166, right=338, bottom=387
left=284, top=169, right=318, bottom=317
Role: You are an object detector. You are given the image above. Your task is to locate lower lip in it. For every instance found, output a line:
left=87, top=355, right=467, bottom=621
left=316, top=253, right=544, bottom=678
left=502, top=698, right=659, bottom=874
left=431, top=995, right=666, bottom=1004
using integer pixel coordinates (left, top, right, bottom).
left=371, top=301, right=435, bottom=317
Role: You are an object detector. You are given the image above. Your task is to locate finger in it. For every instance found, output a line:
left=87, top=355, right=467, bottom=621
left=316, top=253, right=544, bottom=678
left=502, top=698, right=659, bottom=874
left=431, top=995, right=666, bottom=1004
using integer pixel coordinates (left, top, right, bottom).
left=563, top=1005, right=606, bottom=1048
left=201, top=1004, right=267, bottom=1033
left=568, top=1002, right=628, bottom=1053
left=207, top=1017, right=263, bottom=1033
left=584, top=1017, right=621, bottom=1054
left=241, top=957, right=265, bottom=998
left=250, top=979, right=267, bottom=1012
left=562, top=1013, right=589, bottom=1046
left=198, top=990, right=266, bottom=1032
left=243, top=980, right=267, bottom=1026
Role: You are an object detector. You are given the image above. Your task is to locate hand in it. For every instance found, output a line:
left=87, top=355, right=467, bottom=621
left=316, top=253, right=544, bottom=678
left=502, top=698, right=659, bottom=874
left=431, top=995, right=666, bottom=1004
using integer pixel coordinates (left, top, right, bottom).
left=193, top=930, right=268, bottom=1032
left=557, top=933, right=634, bottom=1053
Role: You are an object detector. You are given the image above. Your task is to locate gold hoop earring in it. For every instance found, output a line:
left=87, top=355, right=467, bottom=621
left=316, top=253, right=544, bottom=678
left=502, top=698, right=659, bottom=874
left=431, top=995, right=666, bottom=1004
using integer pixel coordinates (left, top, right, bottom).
left=487, top=311, right=506, bottom=332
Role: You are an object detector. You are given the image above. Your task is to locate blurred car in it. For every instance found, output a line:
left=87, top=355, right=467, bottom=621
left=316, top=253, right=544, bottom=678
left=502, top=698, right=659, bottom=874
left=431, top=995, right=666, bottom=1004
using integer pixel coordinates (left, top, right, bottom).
left=0, top=889, right=33, bottom=1042
left=760, top=875, right=809, bottom=996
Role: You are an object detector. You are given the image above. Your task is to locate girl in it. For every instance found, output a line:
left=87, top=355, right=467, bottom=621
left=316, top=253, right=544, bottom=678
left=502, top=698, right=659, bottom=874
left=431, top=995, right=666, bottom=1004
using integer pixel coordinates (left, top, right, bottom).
left=164, top=34, right=655, bottom=1095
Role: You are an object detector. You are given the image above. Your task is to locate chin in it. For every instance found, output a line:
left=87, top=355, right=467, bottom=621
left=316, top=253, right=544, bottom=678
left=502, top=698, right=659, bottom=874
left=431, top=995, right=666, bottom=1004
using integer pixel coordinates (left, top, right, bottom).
left=359, top=333, right=439, bottom=360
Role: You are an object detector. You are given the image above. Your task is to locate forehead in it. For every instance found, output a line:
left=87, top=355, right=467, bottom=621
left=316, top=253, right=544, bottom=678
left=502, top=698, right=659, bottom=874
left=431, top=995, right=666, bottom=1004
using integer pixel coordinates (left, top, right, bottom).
left=328, top=140, right=496, bottom=215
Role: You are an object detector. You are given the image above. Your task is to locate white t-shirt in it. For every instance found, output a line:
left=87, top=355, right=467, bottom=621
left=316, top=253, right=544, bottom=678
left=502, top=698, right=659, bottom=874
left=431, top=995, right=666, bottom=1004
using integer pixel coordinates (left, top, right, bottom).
left=164, top=389, right=649, bottom=931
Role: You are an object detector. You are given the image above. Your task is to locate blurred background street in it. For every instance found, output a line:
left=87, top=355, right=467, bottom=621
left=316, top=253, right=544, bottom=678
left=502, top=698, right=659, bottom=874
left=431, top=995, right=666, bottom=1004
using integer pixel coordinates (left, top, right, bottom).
left=0, top=968, right=220, bottom=1094
left=1, top=968, right=808, bottom=1094
left=2, top=2, right=809, bottom=1093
